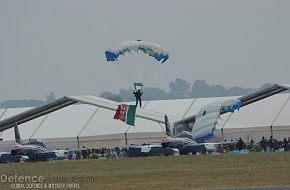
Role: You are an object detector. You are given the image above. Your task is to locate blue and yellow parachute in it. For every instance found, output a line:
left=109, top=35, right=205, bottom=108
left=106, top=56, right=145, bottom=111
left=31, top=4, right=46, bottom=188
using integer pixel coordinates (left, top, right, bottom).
left=105, top=40, right=169, bottom=63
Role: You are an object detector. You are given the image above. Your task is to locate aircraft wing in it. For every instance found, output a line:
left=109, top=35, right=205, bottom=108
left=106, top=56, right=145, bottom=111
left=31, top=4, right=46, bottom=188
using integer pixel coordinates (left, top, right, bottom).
left=173, top=84, right=290, bottom=132
left=0, top=95, right=178, bottom=132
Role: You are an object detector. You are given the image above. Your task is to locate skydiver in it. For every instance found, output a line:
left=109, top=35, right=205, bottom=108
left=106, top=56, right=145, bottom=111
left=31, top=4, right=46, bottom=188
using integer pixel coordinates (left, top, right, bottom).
left=133, top=88, right=143, bottom=108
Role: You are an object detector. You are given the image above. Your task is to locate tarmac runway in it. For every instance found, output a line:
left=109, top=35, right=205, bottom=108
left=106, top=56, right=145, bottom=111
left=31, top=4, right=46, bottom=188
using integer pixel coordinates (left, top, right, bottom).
left=211, top=187, right=290, bottom=190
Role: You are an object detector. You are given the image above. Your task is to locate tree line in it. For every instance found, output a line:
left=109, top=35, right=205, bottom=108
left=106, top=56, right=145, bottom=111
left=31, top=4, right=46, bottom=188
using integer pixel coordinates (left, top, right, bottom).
left=0, top=79, right=276, bottom=108
left=100, top=79, right=274, bottom=102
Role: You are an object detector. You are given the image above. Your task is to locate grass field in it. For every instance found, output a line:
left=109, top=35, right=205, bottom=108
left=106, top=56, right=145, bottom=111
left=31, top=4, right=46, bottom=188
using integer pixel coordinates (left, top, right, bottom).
left=0, top=152, right=290, bottom=190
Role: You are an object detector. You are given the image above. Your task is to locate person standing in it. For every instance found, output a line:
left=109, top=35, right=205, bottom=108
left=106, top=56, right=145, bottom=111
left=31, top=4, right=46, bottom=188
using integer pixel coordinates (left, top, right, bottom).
left=260, top=136, right=268, bottom=152
left=236, top=138, right=244, bottom=151
left=133, top=89, right=143, bottom=107
left=269, top=136, right=275, bottom=152
left=283, top=138, right=289, bottom=152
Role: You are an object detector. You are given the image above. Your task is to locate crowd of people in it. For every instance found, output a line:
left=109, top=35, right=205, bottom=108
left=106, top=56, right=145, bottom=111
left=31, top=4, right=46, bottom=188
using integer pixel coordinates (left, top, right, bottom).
left=67, top=147, right=129, bottom=160
left=222, top=136, right=290, bottom=153
left=69, top=136, right=290, bottom=160
left=258, top=136, right=289, bottom=152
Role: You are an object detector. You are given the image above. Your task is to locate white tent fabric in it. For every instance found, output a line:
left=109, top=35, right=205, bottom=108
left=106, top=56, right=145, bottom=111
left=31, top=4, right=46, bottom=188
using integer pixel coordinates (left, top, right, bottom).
left=0, top=94, right=290, bottom=149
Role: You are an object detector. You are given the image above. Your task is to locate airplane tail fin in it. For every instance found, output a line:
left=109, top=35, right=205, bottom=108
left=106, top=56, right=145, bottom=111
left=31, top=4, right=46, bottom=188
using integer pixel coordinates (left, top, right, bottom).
left=164, top=115, right=173, bottom=137
left=14, top=124, right=22, bottom=144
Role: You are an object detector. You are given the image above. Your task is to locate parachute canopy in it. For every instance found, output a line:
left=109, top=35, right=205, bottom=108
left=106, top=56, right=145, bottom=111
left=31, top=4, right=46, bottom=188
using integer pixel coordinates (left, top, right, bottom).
left=221, top=99, right=241, bottom=113
left=105, top=40, right=169, bottom=63
left=192, top=99, right=241, bottom=142
left=134, top=82, right=143, bottom=90
left=193, top=103, right=221, bottom=142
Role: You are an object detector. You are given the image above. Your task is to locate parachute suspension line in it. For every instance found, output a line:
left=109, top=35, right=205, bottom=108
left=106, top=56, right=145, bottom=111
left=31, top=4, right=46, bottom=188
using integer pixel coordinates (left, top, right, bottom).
left=105, top=40, right=169, bottom=89
left=136, top=54, right=149, bottom=85
left=116, top=60, right=133, bottom=87
left=138, top=55, right=144, bottom=77
left=142, top=61, right=162, bottom=87
left=134, top=54, right=154, bottom=87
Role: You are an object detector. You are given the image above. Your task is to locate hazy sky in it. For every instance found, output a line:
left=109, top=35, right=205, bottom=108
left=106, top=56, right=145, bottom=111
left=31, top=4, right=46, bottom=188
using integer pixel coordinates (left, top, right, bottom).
left=0, top=0, right=289, bottom=101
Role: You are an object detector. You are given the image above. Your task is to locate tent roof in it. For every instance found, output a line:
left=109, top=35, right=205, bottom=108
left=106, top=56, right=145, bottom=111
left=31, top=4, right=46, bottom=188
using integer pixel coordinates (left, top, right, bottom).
left=0, top=93, right=290, bottom=141
left=0, top=95, right=176, bottom=132
left=174, top=84, right=290, bottom=126
left=0, top=84, right=289, bottom=138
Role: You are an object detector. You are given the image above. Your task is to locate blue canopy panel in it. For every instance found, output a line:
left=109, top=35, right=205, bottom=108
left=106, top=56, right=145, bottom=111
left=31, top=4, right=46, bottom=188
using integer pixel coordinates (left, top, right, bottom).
left=194, top=132, right=215, bottom=143
left=134, top=82, right=143, bottom=87
left=105, top=51, right=119, bottom=62
left=221, top=99, right=241, bottom=113
left=153, top=53, right=169, bottom=63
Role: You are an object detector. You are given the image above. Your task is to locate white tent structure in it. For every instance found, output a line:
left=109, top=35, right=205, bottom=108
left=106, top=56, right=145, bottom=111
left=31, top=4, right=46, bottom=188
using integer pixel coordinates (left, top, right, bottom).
left=0, top=93, right=290, bottom=151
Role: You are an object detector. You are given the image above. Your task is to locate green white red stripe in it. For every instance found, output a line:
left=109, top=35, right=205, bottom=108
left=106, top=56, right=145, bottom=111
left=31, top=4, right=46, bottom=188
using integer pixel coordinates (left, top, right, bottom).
left=114, top=104, right=137, bottom=126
